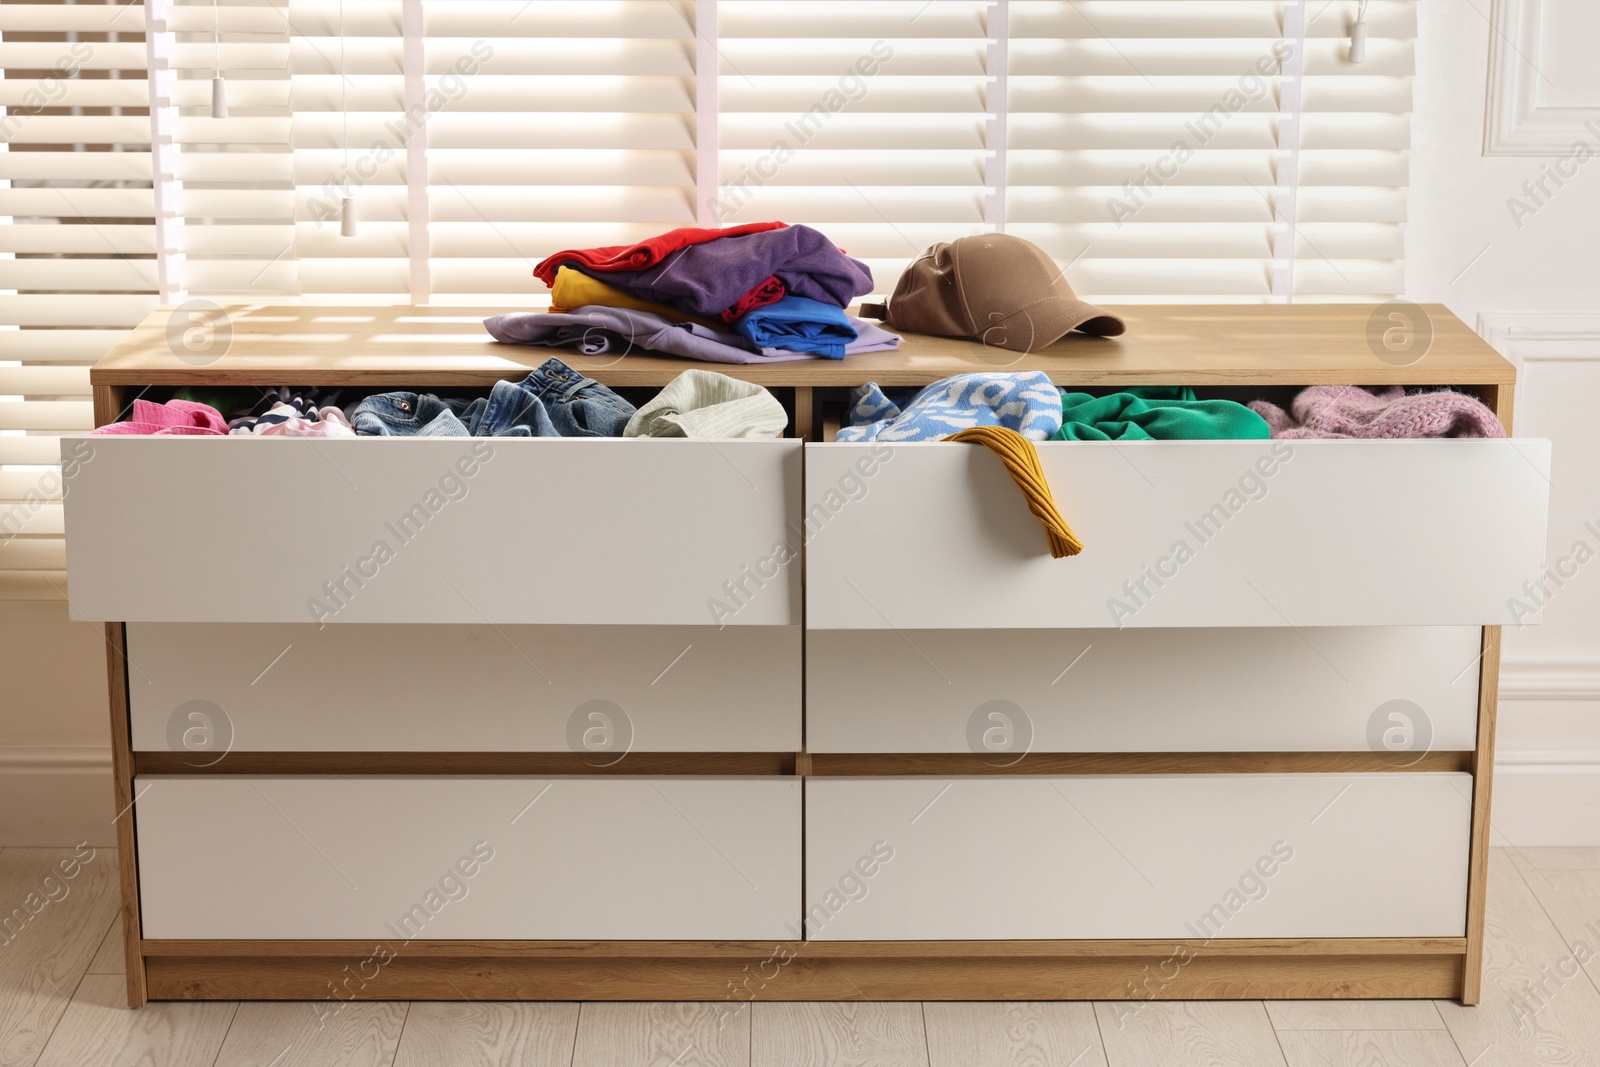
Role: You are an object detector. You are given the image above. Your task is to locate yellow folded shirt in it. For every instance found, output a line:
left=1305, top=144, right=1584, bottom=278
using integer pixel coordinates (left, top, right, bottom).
left=549, top=266, right=725, bottom=331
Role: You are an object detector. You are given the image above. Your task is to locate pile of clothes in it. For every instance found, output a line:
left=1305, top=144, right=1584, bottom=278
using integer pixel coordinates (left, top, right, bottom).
left=836, top=376, right=1505, bottom=442
left=92, top=388, right=357, bottom=438
left=92, top=361, right=790, bottom=442
left=485, top=222, right=897, bottom=363
left=351, top=361, right=787, bottom=440
left=1249, top=385, right=1505, bottom=439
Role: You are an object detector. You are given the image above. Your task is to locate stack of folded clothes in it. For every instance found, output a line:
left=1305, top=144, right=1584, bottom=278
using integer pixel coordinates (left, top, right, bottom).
left=484, top=223, right=897, bottom=363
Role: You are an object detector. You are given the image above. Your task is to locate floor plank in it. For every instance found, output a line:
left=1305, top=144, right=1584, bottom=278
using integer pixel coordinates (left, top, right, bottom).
left=83, top=919, right=121, bottom=977
left=1095, top=1002, right=1286, bottom=1067
left=212, top=1001, right=408, bottom=1067
left=572, top=1003, right=748, bottom=1067
left=1508, top=847, right=1600, bottom=872
left=1434, top=851, right=1600, bottom=1066
left=1266, top=1000, right=1445, bottom=1031
left=1516, top=863, right=1600, bottom=985
left=924, top=1002, right=1107, bottom=1067
left=1277, top=1030, right=1466, bottom=1067
left=32, top=973, right=234, bottom=1067
left=392, top=1002, right=579, bottom=1067
left=0, top=846, right=120, bottom=1067
left=751, top=1003, right=926, bottom=1067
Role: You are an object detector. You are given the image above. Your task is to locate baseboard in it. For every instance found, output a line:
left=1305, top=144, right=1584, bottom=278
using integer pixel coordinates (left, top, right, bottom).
left=0, top=746, right=116, bottom=847
left=1492, top=748, right=1600, bottom=847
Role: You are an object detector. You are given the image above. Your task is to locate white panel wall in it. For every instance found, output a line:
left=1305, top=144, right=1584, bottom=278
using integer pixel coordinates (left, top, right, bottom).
left=1409, top=0, right=1600, bottom=843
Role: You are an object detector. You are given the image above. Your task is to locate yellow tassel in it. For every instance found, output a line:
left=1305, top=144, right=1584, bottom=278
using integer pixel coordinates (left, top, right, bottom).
left=944, top=426, right=1084, bottom=559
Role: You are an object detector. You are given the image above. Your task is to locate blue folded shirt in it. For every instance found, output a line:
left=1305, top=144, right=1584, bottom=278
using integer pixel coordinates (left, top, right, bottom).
left=731, top=295, right=858, bottom=359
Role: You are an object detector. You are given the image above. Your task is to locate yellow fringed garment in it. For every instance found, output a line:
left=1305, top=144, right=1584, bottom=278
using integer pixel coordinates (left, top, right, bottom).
left=943, top=425, right=1084, bottom=559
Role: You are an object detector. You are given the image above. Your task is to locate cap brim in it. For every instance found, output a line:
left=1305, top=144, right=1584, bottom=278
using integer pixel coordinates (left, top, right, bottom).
left=979, top=298, right=1126, bottom=353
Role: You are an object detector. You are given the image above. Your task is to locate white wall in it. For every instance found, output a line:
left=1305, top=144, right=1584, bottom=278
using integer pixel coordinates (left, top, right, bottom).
left=3, top=0, right=1597, bottom=846
left=0, top=602, right=115, bottom=845
left=1408, top=0, right=1600, bottom=844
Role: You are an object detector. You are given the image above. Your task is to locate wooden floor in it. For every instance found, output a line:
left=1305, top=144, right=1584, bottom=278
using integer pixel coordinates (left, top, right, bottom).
left=2, top=848, right=1598, bottom=1066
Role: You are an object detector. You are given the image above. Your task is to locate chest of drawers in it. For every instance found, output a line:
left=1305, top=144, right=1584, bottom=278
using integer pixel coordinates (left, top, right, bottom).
left=65, top=303, right=1547, bottom=1007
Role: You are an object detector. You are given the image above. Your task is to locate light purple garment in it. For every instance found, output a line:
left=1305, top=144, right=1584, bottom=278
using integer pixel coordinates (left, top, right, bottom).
left=566, top=225, right=875, bottom=316
left=484, top=305, right=900, bottom=365
left=1249, top=385, right=1505, bottom=439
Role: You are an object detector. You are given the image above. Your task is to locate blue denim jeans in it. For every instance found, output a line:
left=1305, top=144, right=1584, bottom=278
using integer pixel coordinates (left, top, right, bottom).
left=352, top=359, right=635, bottom=438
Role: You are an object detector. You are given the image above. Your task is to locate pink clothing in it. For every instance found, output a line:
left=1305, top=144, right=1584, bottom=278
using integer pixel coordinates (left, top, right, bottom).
left=92, top=399, right=228, bottom=436
left=229, top=403, right=356, bottom=437
left=1249, top=386, right=1505, bottom=440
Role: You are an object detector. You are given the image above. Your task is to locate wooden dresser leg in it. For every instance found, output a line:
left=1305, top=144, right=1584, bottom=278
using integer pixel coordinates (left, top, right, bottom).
left=1461, top=379, right=1517, bottom=1005
left=1461, top=625, right=1502, bottom=1007
left=105, top=623, right=148, bottom=1007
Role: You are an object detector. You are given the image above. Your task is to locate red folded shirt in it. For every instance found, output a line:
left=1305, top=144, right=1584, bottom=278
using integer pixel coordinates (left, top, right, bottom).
left=720, top=276, right=787, bottom=324
left=533, top=221, right=788, bottom=287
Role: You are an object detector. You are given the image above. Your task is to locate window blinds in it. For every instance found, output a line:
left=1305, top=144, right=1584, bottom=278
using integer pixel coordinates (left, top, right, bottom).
left=1, top=0, right=156, bottom=599
left=0, top=0, right=1415, bottom=600
left=1007, top=0, right=1413, bottom=302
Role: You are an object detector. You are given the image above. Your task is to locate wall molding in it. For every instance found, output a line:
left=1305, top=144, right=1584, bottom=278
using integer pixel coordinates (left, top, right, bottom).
left=1483, top=0, right=1600, bottom=155
left=0, top=745, right=112, bottom=772
left=1476, top=310, right=1600, bottom=363
left=1500, top=657, right=1600, bottom=700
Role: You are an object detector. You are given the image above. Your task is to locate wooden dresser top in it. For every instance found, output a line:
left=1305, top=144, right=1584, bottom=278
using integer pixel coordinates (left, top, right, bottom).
left=91, top=302, right=1515, bottom=388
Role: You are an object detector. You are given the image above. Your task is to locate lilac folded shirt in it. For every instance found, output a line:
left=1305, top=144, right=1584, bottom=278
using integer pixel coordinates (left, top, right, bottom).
left=564, top=225, right=875, bottom=317
left=484, top=306, right=900, bottom=364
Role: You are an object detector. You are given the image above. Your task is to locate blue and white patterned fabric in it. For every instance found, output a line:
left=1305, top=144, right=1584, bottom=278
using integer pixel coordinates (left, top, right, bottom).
left=835, top=372, right=1063, bottom=442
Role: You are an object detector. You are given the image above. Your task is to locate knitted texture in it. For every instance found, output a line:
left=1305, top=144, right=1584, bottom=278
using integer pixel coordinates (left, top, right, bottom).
left=944, top=426, right=1083, bottom=558
left=1249, top=385, right=1505, bottom=440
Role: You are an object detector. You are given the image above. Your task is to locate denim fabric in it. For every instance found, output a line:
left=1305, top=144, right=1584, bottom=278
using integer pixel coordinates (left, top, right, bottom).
left=352, top=359, right=635, bottom=438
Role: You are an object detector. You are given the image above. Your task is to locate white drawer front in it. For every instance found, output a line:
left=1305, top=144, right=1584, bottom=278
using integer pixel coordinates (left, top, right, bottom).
left=805, top=774, right=1470, bottom=940
left=137, top=776, right=800, bottom=940
left=806, top=439, right=1550, bottom=628
left=62, top=437, right=800, bottom=625
left=128, top=623, right=799, bottom=753
left=807, top=626, right=1481, bottom=753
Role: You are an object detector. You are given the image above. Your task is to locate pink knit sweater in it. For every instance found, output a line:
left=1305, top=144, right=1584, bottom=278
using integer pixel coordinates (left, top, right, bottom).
left=1249, top=386, right=1505, bottom=440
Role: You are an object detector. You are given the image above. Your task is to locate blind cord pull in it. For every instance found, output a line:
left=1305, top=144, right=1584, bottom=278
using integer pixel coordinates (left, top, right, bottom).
left=211, top=0, right=228, bottom=117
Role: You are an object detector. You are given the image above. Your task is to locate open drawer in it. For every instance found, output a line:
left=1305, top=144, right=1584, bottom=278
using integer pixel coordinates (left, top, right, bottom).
left=805, top=439, right=1551, bottom=628
left=61, top=436, right=801, bottom=625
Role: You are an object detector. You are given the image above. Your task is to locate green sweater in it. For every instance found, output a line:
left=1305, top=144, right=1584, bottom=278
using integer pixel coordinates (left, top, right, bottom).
left=1051, top=387, right=1270, bottom=442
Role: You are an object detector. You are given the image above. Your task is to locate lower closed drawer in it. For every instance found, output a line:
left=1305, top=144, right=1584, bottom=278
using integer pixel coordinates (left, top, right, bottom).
left=127, top=623, right=800, bottom=753
left=807, top=626, right=1480, bottom=753
left=136, top=776, right=800, bottom=940
left=804, top=774, right=1471, bottom=940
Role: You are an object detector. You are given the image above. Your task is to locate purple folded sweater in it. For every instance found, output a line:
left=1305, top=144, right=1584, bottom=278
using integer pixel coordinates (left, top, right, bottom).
left=1249, top=385, right=1505, bottom=439
left=566, top=225, right=874, bottom=316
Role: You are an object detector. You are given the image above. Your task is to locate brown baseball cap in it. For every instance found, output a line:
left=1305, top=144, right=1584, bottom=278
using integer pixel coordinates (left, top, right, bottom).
left=867, top=235, right=1125, bottom=352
